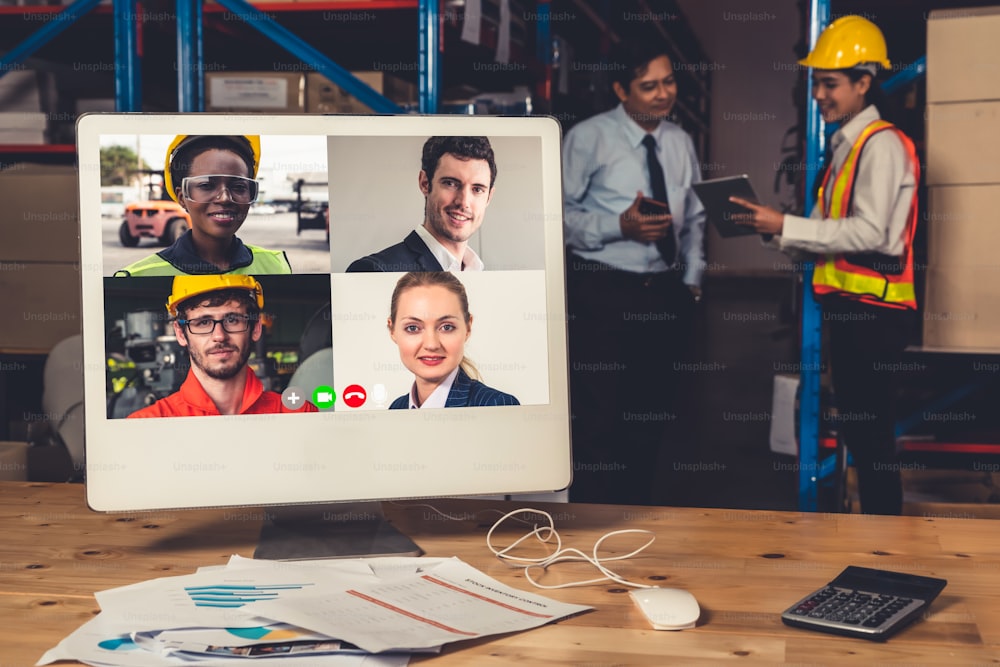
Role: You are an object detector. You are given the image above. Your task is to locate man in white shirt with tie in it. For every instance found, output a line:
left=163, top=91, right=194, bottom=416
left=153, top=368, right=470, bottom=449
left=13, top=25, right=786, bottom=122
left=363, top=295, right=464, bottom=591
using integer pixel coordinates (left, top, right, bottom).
left=347, top=136, right=496, bottom=273
left=563, top=41, right=706, bottom=505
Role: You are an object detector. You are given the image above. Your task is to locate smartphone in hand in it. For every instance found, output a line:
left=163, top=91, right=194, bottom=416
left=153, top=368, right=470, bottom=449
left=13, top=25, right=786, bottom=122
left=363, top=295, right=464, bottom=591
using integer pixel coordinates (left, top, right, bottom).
left=638, top=197, right=670, bottom=216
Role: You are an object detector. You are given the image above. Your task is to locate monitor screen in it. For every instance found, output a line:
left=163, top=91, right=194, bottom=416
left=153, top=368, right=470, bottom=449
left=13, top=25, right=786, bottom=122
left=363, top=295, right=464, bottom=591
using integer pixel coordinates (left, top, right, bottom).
left=77, top=114, right=571, bottom=525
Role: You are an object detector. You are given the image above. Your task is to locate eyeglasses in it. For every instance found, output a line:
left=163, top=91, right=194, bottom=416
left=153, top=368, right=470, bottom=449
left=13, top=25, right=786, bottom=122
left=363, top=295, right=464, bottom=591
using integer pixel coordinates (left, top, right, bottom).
left=176, top=314, right=254, bottom=335
left=181, top=175, right=260, bottom=204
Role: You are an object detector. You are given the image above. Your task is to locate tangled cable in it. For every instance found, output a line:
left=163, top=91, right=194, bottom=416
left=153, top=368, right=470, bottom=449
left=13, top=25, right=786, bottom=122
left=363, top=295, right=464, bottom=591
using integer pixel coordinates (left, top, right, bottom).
left=486, top=508, right=657, bottom=590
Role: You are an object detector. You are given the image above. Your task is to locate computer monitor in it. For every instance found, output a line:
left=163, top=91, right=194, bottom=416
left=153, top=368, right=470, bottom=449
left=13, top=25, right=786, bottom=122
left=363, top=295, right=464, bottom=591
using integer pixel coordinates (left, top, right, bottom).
left=76, top=113, right=571, bottom=558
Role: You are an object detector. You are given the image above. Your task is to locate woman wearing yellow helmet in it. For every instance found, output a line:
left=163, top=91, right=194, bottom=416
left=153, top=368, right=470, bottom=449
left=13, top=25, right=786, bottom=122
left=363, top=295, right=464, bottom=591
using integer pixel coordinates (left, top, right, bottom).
left=115, top=135, right=292, bottom=276
left=730, top=16, right=921, bottom=516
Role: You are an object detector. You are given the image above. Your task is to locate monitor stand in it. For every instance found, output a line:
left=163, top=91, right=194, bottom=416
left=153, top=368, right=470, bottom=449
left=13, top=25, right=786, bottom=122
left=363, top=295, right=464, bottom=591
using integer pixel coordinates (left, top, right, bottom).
left=253, top=501, right=423, bottom=560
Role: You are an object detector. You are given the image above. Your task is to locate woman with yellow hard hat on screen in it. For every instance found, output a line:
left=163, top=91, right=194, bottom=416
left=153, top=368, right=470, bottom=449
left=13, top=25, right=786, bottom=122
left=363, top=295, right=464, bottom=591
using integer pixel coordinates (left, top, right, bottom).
left=115, top=135, right=292, bottom=276
left=731, top=16, right=920, bottom=515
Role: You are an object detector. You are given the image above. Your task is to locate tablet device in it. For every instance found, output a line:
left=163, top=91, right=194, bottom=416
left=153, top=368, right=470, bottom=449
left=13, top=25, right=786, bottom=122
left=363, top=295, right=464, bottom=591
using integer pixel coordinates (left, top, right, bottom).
left=692, top=175, right=760, bottom=238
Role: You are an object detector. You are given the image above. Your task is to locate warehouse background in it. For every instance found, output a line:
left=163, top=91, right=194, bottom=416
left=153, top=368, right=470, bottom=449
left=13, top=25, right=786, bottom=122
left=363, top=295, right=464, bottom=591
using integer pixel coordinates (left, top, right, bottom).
left=2, top=0, right=999, bottom=514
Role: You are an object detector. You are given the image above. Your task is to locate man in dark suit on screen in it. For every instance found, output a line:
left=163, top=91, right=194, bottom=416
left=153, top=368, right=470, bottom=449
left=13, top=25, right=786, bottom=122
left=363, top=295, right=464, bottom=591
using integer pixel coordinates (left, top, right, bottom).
left=346, top=136, right=497, bottom=273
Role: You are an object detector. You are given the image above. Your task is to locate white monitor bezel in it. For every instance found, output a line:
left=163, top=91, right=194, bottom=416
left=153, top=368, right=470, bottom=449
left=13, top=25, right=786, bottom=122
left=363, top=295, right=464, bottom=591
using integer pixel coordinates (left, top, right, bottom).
left=77, top=113, right=571, bottom=512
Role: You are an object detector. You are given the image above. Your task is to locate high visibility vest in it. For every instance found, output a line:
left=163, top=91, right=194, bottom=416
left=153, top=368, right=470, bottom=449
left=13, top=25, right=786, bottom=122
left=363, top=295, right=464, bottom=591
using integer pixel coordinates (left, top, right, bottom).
left=812, top=119, right=920, bottom=310
left=114, top=245, right=291, bottom=277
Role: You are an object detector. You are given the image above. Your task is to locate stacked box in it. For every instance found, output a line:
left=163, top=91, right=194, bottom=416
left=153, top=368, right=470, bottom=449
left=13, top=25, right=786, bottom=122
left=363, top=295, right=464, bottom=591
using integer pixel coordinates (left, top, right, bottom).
left=305, top=71, right=416, bottom=114
left=0, top=164, right=81, bottom=352
left=924, top=8, right=1000, bottom=350
left=0, top=442, right=28, bottom=482
left=205, top=72, right=306, bottom=113
left=0, top=70, right=48, bottom=143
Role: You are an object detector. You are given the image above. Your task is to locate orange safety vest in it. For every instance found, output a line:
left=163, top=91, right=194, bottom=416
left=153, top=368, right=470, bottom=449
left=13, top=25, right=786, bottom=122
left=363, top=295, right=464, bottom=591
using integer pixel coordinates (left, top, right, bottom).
left=812, top=119, right=920, bottom=309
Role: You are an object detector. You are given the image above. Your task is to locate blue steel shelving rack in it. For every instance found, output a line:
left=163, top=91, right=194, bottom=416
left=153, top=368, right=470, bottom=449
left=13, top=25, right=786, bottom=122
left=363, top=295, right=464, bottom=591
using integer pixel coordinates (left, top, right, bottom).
left=0, top=0, right=140, bottom=111
left=0, top=0, right=434, bottom=113
left=3, top=2, right=932, bottom=507
left=1, top=0, right=559, bottom=117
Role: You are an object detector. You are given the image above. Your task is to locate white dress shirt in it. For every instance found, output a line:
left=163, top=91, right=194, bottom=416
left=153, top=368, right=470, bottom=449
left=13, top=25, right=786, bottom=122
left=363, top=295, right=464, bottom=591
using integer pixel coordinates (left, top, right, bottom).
left=415, top=225, right=485, bottom=272
left=406, top=367, right=460, bottom=409
left=562, top=103, right=707, bottom=286
left=779, top=105, right=916, bottom=256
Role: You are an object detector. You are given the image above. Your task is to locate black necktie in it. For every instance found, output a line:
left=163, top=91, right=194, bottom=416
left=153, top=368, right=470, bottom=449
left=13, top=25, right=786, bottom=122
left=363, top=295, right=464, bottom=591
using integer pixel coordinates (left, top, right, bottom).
left=641, top=134, right=677, bottom=266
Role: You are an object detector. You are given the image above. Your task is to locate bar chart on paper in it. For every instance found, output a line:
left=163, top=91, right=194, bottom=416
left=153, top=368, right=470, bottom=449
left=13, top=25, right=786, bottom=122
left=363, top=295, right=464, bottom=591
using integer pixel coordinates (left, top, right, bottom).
left=185, top=584, right=313, bottom=608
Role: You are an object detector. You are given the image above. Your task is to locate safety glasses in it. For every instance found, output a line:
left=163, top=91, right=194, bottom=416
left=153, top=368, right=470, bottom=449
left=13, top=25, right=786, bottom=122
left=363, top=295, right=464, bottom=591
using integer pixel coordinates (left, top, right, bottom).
left=181, top=175, right=260, bottom=204
left=176, top=313, right=255, bottom=335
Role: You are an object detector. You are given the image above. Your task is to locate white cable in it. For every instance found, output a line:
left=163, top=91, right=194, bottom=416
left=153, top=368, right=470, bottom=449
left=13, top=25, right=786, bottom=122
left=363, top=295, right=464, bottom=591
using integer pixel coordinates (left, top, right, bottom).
left=486, top=508, right=657, bottom=590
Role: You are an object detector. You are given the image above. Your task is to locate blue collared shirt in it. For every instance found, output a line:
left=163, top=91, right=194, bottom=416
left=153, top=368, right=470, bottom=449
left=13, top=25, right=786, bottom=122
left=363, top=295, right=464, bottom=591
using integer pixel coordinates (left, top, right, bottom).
left=563, top=104, right=707, bottom=286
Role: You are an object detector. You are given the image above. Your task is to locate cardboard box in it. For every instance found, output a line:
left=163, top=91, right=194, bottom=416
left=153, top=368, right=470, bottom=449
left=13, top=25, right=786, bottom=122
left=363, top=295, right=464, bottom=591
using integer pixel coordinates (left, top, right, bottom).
left=306, top=71, right=416, bottom=114
left=0, top=70, right=42, bottom=112
left=921, top=184, right=1000, bottom=350
left=0, top=112, right=47, bottom=143
left=75, top=98, right=116, bottom=114
left=0, top=262, right=81, bottom=352
left=205, top=72, right=305, bottom=113
left=923, top=265, right=1000, bottom=351
left=926, top=101, right=1000, bottom=186
left=927, top=7, right=1000, bottom=103
left=926, top=185, right=1000, bottom=270
left=0, top=442, right=29, bottom=482
left=0, top=164, right=79, bottom=263
left=0, top=162, right=79, bottom=353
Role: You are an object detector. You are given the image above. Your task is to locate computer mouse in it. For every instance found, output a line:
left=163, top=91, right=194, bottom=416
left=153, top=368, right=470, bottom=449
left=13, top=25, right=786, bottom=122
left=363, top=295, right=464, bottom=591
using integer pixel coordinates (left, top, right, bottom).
left=629, top=587, right=700, bottom=630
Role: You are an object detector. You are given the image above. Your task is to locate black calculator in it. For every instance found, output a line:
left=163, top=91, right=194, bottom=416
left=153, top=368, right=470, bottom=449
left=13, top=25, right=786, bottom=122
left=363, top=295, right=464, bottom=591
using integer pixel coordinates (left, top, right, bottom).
left=781, top=566, right=947, bottom=641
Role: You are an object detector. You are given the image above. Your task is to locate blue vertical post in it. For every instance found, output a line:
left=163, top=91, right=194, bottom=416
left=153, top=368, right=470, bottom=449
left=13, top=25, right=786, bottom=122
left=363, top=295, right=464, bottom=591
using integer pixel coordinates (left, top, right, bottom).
left=176, top=0, right=198, bottom=111
left=536, top=1, right=551, bottom=63
left=113, top=0, right=141, bottom=111
left=536, top=0, right=551, bottom=108
left=195, top=0, right=204, bottom=111
left=419, top=0, right=439, bottom=113
left=797, top=0, right=830, bottom=512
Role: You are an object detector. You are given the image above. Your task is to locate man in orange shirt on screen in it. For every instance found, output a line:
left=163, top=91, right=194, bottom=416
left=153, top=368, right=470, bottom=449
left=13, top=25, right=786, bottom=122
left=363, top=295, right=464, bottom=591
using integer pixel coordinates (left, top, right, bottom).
left=128, top=275, right=317, bottom=418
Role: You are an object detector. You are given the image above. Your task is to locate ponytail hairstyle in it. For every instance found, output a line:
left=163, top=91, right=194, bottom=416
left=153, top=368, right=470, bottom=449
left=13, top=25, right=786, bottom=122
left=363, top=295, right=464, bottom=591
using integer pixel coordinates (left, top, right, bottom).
left=844, top=67, right=889, bottom=118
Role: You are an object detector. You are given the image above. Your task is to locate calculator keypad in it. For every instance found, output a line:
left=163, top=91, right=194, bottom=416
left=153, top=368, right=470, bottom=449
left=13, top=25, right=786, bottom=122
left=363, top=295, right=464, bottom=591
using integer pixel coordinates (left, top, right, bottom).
left=784, top=586, right=923, bottom=636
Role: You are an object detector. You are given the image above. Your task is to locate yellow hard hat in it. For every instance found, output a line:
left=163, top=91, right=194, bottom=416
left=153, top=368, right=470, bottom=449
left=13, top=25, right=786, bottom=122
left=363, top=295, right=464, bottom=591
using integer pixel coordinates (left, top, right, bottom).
left=163, top=135, right=261, bottom=203
left=166, top=274, right=264, bottom=318
left=798, top=15, right=891, bottom=70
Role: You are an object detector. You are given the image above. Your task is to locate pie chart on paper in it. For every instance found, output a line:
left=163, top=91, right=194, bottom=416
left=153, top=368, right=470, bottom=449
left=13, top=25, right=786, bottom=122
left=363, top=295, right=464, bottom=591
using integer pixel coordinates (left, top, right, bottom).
left=97, top=636, right=138, bottom=651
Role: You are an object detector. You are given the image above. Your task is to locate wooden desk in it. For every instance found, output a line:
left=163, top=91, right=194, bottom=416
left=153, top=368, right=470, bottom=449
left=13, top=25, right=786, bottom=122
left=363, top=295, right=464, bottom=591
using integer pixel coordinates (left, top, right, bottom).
left=2, top=482, right=999, bottom=665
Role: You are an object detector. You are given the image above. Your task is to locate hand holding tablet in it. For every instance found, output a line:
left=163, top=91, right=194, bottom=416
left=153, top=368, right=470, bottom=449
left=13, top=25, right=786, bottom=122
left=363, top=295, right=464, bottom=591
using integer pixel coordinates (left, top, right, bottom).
left=692, top=175, right=780, bottom=237
left=728, top=195, right=785, bottom=235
